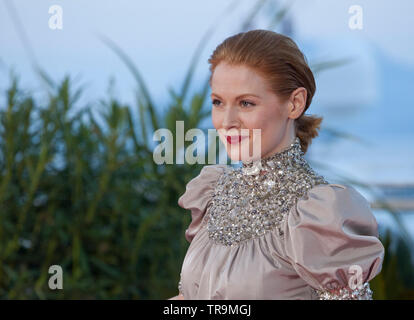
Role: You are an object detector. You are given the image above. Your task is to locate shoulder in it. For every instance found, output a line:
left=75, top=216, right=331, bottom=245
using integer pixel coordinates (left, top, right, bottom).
left=292, top=183, right=378, bottom=234
left=178, top=164, right=228, bottom=243
left=178, top=164, right=228, bottom=209
left=283, top=182, right=385, bottom=297
left=197, top=164, right=229, bottom=180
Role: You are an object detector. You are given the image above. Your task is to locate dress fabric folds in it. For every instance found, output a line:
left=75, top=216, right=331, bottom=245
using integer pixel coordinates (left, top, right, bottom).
left=177, top=138, right=384, bottom=300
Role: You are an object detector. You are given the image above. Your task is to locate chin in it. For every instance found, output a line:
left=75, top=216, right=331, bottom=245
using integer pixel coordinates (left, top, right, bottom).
left=219, top=131, right=262, bottom=163
left=225, top=144, right=262, bottom=163
left=226, top=151, right=242, bottom=163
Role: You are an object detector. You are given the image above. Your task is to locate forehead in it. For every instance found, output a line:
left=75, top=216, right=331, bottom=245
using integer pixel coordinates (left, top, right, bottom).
left=211, top=62, right=269, bottom=95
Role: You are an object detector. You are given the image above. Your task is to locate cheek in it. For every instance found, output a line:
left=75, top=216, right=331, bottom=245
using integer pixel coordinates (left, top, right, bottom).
left=239, top=110, right=271, bottom=133
left=241, top=107, right=284, bottom=140
left=211, top=109, right=221, bottom=129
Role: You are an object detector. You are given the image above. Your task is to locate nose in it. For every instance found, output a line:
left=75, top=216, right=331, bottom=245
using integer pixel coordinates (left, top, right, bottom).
left=221, top=106, right=240, bottom=131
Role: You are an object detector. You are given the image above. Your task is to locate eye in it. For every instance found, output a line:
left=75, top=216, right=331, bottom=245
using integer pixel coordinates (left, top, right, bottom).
left=240, top=100, right=256, bottom=107
left=212, top=99, right=222, bottom=107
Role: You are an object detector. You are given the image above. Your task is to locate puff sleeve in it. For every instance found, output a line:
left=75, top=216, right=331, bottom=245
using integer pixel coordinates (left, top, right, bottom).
left=284, top=183, right=385, bottom=300
left=178, top=164, right=227, bottom=243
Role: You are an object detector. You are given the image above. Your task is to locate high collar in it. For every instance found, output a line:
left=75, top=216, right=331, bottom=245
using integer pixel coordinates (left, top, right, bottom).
left=209, top=136, right=328, bottom=246
left=241, top=136, right=304, bottom=175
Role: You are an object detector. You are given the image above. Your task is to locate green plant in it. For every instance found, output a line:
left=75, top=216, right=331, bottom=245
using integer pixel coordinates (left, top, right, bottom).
left=1, top=0, right=412, bottom=300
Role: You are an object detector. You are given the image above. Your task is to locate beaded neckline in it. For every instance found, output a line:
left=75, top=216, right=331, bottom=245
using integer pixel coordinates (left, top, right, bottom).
left=207, top=135, right=328, bottom=246
left=241, top=136, right=303, bottom=176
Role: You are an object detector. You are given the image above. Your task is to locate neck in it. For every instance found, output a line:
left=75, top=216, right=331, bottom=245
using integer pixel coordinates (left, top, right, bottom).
left=241, top=136, right=304, bottom=175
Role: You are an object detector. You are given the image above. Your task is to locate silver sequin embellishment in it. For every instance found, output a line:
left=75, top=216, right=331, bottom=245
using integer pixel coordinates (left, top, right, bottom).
left=314, top=282, right=373, bottom=300
left=207, top=137, right=328, bottom=246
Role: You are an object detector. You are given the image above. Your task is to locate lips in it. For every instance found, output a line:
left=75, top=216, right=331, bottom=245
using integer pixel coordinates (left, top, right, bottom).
left=226, top=135, right=248, bottom=144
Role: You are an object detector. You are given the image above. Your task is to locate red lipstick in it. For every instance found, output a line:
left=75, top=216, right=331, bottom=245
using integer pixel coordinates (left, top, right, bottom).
left=226, top=135, right=247, bottom=144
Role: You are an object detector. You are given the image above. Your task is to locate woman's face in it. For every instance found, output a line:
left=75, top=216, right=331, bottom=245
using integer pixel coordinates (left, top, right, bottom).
left=211, top=62, right=305, bottom=162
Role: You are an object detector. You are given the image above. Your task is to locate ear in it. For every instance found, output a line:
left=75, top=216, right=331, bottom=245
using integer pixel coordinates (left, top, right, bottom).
left=288, top=87, right=307, bottom=119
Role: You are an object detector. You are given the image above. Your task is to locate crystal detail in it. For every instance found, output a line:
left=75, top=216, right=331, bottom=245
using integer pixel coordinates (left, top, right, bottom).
left=241, top=161, right=262, bottom=175
left=264, top=179, right=275, bottom=188
left=206, top=136, right=329, bottom=246
left=314, top=282, right=373, bottom=300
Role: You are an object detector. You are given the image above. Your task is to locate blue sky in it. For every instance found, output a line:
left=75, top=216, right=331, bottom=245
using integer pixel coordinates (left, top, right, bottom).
left=2, top=0, right=413, bottom=103
left=1, top=0, right=413, bottom=186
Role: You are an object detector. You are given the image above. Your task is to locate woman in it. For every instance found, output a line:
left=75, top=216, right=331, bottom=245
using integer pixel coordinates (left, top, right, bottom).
left=170, top=29, right=384, bottom=300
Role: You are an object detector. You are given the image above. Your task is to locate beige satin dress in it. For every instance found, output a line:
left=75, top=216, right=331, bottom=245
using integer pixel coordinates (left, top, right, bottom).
left=177, top=137, right=385, bottom=300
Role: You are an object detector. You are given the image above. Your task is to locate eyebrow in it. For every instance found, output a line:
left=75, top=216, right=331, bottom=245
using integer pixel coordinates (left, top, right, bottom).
left=211, top=93, right=261, bottom=100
